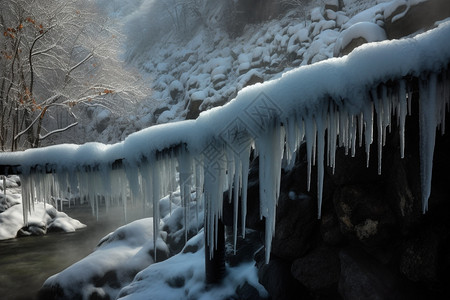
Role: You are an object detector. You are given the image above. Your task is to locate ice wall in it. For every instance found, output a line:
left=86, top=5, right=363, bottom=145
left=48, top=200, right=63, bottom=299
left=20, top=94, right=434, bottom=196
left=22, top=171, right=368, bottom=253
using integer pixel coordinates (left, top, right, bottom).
left=1, top=21, right=449, bottom=263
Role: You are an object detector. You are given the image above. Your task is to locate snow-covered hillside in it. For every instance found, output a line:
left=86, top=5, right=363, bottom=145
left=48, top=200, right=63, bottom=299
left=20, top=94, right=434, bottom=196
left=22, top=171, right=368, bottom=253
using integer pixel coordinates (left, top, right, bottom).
left=86, top=0, right=406, bottom=144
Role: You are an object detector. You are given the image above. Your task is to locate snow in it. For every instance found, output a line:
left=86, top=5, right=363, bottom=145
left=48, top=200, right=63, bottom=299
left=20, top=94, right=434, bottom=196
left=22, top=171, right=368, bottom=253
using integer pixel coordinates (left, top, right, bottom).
left=117, top=231, right=267, bottom=300
left=1, top=19, right=449, bottom=264
left=42, top=218, right=168, bottom=300
left=334, top=21, right=387, bottom=56
left=0, top=178, right=86, bottom=240
left=1, top=1, right=450, bottom=298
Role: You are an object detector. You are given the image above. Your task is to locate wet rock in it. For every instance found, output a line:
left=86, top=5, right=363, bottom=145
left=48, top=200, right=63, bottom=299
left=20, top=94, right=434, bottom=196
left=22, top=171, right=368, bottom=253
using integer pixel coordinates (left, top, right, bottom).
left=291, top=246, right=340, bottom=292
left=17, top=222, right=47, bottom=237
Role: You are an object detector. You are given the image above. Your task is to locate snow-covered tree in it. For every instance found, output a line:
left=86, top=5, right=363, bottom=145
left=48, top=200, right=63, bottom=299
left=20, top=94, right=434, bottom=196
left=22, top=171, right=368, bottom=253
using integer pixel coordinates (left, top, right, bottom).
left=0, top=0, right=147, bottom=150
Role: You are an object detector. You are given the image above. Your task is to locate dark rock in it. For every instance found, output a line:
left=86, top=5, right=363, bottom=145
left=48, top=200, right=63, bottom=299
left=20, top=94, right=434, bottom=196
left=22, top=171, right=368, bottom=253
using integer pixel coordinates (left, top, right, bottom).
left=182, top=243, right=199, bottom=254
left=340, top=36, right=367, bottom=56
left=185, top=98, right=203, bottom=120
left=242, top=73, right=264, bottom=88
left=95, top=116, right=110, bottom=133
left=89, top=290, right=110, bottom=300
left=149, top=245, right=170, bottom=263
left=255, top=250, right=309, bottom=300
left=37, top=283, right=65, bottom=300
left=399, top=231, right=440, bottom=285
left=324, top=0, right=340, bottom=12
left=333, top=183, right=397, bottom=248
left=271, top=190, right=318, bottom=260
left=166, top=276, right=185, bottom=288
left=235, top=281, right=269, bottom=300
left=384, top=0, right=450, bottom=40
left=225, top=229, right=263, bottom=267
left=153, top=106, right=169, bottom=118
left=93, top=270, right=121, bottom=289
left=338, top=247, right=417, bottom=300
left=291, top=246, right=340, bottom=292
left=17, top=222, right=47, bottom=237
left=320, top=211, right=345, bottom=246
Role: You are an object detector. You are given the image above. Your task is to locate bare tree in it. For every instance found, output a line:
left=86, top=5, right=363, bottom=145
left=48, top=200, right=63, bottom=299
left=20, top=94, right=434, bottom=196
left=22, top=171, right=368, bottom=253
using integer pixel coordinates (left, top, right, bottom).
left=0, top=0, right=148, bottom=150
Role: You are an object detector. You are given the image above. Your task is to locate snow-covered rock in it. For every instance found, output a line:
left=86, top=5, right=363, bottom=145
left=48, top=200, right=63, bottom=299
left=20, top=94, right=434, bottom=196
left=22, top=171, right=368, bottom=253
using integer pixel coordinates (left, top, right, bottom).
left=39, top=218, right=168, bottom=300
left=334, top=22, right=387, bottom=56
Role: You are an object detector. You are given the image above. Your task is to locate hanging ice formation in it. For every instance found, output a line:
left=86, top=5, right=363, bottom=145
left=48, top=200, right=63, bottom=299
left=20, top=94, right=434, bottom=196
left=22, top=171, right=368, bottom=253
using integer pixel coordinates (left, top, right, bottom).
left=2, top=21, right=450, bottom=264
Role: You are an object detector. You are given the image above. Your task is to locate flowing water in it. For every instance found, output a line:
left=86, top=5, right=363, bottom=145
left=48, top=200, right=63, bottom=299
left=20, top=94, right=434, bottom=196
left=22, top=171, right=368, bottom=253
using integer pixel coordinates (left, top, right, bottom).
left=0, top=203, right=146, bottom=300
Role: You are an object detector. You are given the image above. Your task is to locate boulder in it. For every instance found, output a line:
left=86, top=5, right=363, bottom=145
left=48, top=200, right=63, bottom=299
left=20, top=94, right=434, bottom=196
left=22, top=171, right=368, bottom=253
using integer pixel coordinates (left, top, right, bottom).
left=339, top=247, right=417, bottom=300
left=384, top=0, right=450, bottom=40
left=324, top=0, right=340, bottom=12
left=185, top=91, right=206, bottom=120
left=334, top=22, right=386, bottom=57
left=333, top=183, right=397, bottom=248
left=291, top=246, right=341, bottom=292
left=255, top=250, right=308, bottom=300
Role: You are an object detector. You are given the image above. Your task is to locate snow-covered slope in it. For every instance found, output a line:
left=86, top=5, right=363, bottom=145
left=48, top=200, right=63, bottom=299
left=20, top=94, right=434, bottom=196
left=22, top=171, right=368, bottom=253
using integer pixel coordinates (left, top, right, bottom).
left=89, top=0, right=401, bottom=143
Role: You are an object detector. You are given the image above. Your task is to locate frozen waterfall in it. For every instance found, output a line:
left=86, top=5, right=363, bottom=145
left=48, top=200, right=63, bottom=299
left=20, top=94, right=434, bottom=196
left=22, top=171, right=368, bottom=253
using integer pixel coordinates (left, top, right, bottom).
left=1, top=21, right=449, bottom=263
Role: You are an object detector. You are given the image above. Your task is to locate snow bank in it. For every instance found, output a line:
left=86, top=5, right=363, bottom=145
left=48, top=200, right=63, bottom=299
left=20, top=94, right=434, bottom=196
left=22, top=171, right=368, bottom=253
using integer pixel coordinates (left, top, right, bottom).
left=117, top=231, right=267, bottom=300
left=41, top=217, right=168, bottom=300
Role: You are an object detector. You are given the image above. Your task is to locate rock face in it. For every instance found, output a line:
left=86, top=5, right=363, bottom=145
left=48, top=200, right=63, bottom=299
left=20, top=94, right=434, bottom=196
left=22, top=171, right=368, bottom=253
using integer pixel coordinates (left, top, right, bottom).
left=384, top=0, right=450, bottom=39
left=252, top=99, right=450, bottom=299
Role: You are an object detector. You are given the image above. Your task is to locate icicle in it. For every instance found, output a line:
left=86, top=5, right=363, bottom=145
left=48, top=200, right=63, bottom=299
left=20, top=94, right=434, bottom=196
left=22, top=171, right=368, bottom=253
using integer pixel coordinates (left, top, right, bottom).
left=350, top=114, right=357, bottom=157
left=226, top=147, right=235, bottom=203
left=316, top=106, right=327, bottom=219
left=358, top=112, right=364, bottom=148
left=257, top=120, right=285, bottom=263
left=381, top=85, right=391, bottom=144
left=233, top=153, right=241, bottom=254
left=372, top=88, right=383, bottom=175
left=152, top=158, right=162, bottom=260
left=124, top=162, right=141, bottom=202
left=203, top=141, right=226, bottom=259
left=285, top=116, right=298, bottom=170
left=304, top=115, right=315, bottom=191
left=419, top=73, right=438, bottom=213
left=178, top=145, right=193, bottom=243
left=363, top=100, right=374, bottom=168
left=328, top=102, right=338, bottom=173
left=240, top=145, right=251, bottom=238
left=194, top=161, right=203, bottom=232
left=398, top=80, right=407, bottom=158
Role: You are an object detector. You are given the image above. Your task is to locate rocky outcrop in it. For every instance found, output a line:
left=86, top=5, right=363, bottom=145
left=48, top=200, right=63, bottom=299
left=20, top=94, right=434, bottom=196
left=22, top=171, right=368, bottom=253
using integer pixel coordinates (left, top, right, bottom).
left=384, top=0, right=450, bottom=39
left=250, top=99, right=450, bottom=299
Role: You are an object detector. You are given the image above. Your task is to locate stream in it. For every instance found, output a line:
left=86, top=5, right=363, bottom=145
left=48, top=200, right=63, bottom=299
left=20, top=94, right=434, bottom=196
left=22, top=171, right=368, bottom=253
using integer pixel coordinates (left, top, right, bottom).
left=0, top=203, right=146, bottom=300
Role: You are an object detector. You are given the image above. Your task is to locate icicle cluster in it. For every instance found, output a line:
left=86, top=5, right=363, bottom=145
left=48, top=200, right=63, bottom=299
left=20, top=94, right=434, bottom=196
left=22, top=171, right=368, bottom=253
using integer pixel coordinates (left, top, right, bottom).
left=10, top=23, right=450, bottom=264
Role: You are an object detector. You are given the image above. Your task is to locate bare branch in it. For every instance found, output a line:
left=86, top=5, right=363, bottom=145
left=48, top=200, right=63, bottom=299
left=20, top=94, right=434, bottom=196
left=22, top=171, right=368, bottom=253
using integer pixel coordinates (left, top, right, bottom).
left=39, top=121, right=78, bottom=140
